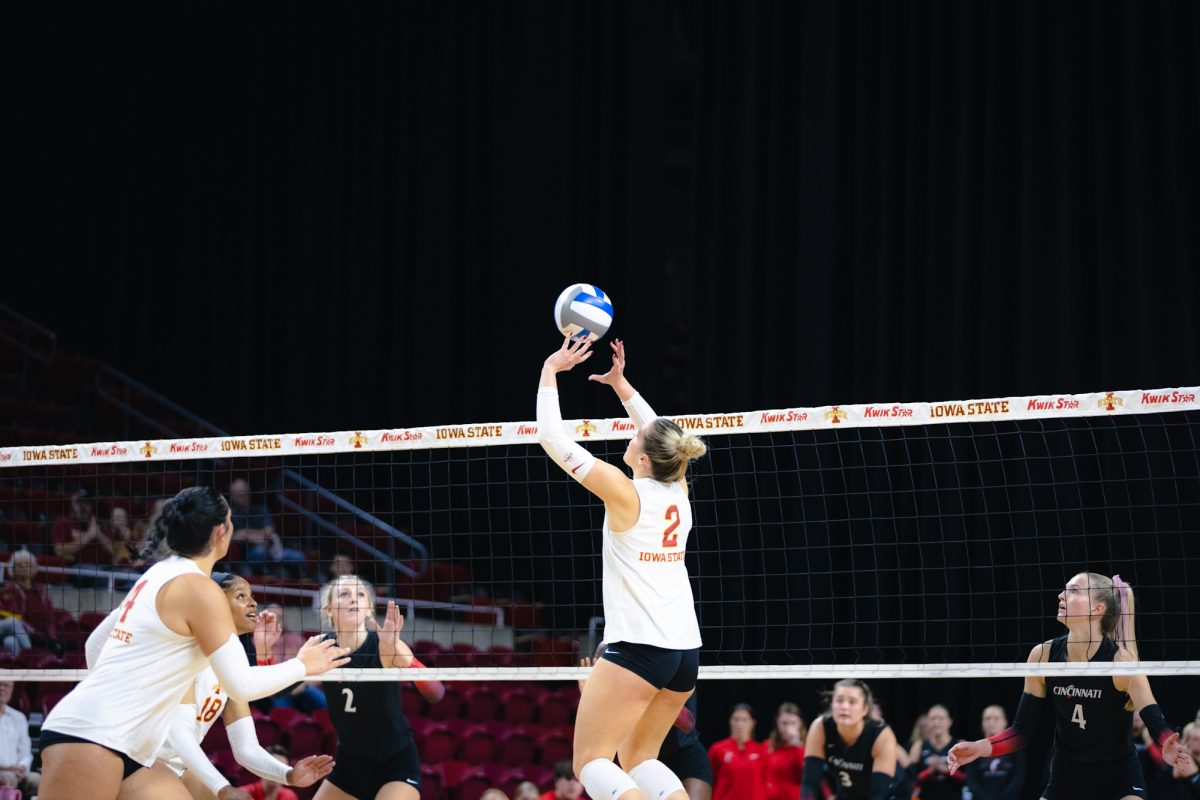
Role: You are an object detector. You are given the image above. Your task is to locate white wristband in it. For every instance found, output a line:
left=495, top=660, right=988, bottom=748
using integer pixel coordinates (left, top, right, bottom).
left=537, top=388, right=596, bottom=483
left=621, top=391, right=658, bottom=428
left=208, top=635, right=306, bottom=702
left=228, top=716, right=292, bottom=784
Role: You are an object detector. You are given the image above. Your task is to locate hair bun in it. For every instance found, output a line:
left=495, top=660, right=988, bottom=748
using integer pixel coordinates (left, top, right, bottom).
left=675, top=434, right=708, bottom=461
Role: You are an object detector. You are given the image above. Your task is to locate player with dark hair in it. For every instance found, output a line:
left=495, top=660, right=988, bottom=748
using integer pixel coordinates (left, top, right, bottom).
left=39, top=487, right=348, bottom=800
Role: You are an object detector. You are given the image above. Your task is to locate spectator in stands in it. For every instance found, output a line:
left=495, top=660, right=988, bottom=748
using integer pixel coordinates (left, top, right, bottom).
left=1171, top=722, right=1200, bottom=798
left=540, top=760, right=585, bottom=800
left=51, top=489, right=115, bottom=569
left=909, top=704, right=964, bottom=800
left=326, top=554, right=355, bottom=583
left=236, top=744, right=299, bottom=800
left=106, top=505, right=140, bottom=567
left=0, top=680, right=38, bottom=796
left=709, top=703, right=768, bottom=800
left=0, top=550, right=62, bottom=655
left=512, top=781, right=541, bottom=800
left=480, top=790, right=509, bottom=800
left=964, top=705, right=1024, bottom=800
left=229, top=479, right=306, bottom=578
left=252, top=602, right=327, bottom=715
left=764, top=702, right=806, bottom=800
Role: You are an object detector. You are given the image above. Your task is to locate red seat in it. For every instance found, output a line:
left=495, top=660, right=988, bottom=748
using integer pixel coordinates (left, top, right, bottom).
left=427, top=684, right=463, bottom=721
left=438, top=759, right=471, bottom=790
left=78, top=611, right=110, bottom=630
left=455, top=725, right=497, bottom=764
left=201, top=718, right=230, bottom=754
left=453, top=769, right=493, bottom=800
left=477, top=646, right=513, bottom=667
left=496, top=728, right=537, bottom=767
left=419, top=724, right=458, bottom=763
left=538, top=691, right=574, bottom=727
left=287, top=719, right=326, bottom=759
left=269, top=706, right=303, bottom=728
left=311, top=708, right=334, bottom=734
left=500, top=686, right=544, bottom=725
left=463, top=685, right=500, bottom=723
left=522, top=764, right=554, bottom=789
left=408, top=715, right=434, bottom=740
left=402, top=685, right=425, bottom=718
left=254, top=717, right=283, bottom=748
left=418, top=764, right=444, bottom=800
left=537, top=728, right=573, bottom=768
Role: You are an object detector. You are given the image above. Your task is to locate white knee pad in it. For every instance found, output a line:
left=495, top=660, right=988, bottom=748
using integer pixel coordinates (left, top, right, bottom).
left=580, top=758, right=639, bottom=800
left=629, top=759, right=686, bottom=800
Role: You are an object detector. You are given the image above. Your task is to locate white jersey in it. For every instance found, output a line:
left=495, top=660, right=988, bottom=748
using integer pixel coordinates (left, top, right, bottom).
left=44, top=556, right=211, bottom=765
left=601, top=478, right=702, bottom=649
left=157, top=666, right=226, bottom=776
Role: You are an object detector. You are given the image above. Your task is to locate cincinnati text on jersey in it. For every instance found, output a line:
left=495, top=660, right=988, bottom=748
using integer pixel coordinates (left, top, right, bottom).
left=1052, top=685, right=1103, bottom=699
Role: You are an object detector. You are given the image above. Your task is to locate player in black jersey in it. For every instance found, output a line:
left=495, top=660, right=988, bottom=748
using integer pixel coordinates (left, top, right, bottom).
left=799, top=679, right=897, bottom=800
left=314, top=575, right=445, bottom=800
left=948, top=573, right=1184, bottom=800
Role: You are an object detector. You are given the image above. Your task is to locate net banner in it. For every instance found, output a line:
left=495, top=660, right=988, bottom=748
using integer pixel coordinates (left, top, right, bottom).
left=2, top=386, right=1195, bottom=466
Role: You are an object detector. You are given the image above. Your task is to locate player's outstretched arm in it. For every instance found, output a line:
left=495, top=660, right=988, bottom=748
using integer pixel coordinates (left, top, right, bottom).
left=949, top=643, right=1049, bottom=774
left=589, top=339, right=657, bottom=420
left=1120, top=672, right=1182, bottom=767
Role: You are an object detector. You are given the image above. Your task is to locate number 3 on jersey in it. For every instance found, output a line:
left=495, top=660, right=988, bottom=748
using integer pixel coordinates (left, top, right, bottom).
left=662, top=505, right=680, bottom=548
left=1071, top=703, right=1087, bottom=730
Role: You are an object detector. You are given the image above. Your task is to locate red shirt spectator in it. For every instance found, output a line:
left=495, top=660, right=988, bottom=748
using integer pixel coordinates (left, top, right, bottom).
left=51, top=491, right=114, bottom=566
left=236, top=781, right=297, bottom=800
left=1, top=551, right=60, bottom=641
left=764, top=743, right=806, bottom=800
left=710, top=704, right=769, bottom=800
left=764, top=702, right=807, bottom=800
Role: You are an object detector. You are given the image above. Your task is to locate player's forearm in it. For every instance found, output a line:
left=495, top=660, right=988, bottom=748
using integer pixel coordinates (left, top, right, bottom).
left=539, top=365, right=559, bottom=389
left=621, top=391, right=657, bottom=426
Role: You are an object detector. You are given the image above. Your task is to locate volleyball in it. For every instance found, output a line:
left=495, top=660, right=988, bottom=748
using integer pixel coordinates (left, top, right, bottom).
left=553, top=283, right=613, bottom=342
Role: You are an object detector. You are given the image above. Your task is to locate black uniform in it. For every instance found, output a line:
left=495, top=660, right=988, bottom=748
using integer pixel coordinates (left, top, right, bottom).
left=911, top=738, right=963, bottom=800
left=964, top=751, right=1024, bottom=800
left=322, top=631, right=421, bottom=797
left=1042, top=634, right=1146, bottom=800
left=659, top=692, right=712, bottom=785
left=821, top=716, right=888, bottom=799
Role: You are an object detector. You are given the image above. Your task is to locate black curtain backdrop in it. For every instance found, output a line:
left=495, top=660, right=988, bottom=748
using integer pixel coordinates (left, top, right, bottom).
left=11, top=1, right=1197, bottom=433
left=8, top=3, right=1199, bottom=787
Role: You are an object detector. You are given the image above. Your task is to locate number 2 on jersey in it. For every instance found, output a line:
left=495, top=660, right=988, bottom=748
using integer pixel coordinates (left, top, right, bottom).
left=342, top=687, right=358, bottom=713
left=663, top=505, right=681, bottom=548
left=1071, top=703, right=1086, bottom=730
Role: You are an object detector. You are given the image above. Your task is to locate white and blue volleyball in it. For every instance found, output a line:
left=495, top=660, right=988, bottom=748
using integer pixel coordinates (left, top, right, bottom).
left=553, top=283, right=613, bottom=342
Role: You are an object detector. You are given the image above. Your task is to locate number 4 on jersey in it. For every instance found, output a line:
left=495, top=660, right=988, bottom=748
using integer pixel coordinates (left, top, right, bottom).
left=1071, top=703, right=1087, bottom=730
left=118, top=579, right=150, bottom=623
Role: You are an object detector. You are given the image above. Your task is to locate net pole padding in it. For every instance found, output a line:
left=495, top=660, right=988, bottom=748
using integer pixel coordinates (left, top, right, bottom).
left=2, top=387, right=1196, bottom=466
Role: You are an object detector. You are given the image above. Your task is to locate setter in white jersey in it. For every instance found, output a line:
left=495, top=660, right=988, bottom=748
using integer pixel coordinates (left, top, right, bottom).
left=39, top=486, right=350, bottom=800
left=537, top=337, right=707, bottom=800
left=120, top=573, right=335, bottom=800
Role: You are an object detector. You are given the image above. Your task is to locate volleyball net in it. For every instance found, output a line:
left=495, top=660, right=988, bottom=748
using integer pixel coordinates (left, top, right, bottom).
left=1, top=385, right=1197, bottom=682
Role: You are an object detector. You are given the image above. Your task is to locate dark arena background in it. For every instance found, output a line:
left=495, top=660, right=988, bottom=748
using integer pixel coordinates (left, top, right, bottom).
left=4, top=3, right=1199, bottom=800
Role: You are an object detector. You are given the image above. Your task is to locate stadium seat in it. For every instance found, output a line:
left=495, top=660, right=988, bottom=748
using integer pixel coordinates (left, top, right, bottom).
left=269, top=706, right=303, bottom=729
left=201, top=719, right=230, bottom=754
left=453, top=769, right=493, bottom=800
left=455, top=725, right=498, bottom=764
left=537, top=727, right=573, bottom=768
left=427, top=684, right=463, bottom=721
left=438, top=759, right=471, bottom=790
left=286, top=718, right=326, bottom=759
left=402, top=684, right=426, bottom=718
left=538, top=690, right=574, bottom=727
left=418, top=764, right=444, bottom=800
left=496, top=727, right=537, bottom=767
left=419, top=724, right=458, bottom=763
left=253, top=717, right=283, bottom=748
left=500, top=685, right=544, bottom=725
left=463, top=684, right=500, bottom=723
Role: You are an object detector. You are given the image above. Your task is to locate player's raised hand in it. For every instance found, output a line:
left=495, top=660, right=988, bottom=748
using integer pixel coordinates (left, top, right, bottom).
left=296, top=635, right=351, bottom=675
left=588, top=338, right=627, bottom=387
left=544, top=336, right=593, bottom=374
left=366, top=600, right=405, bottom=644
left=288, top=754, right=336, bottom=787
left=1160, top=731, right=1183, bottom=768
left=253, top=608, right=282, bottom=658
